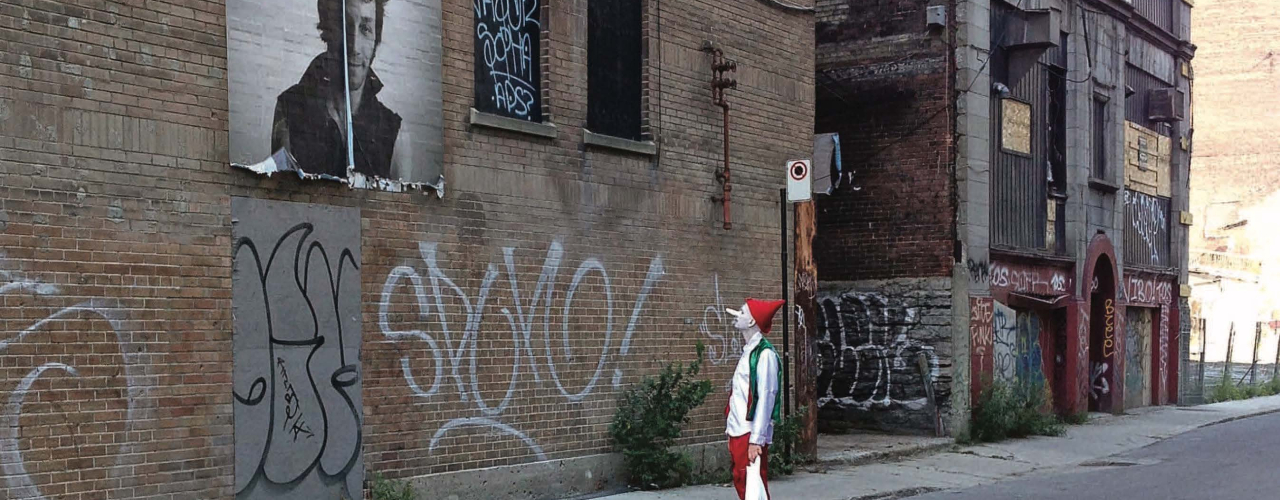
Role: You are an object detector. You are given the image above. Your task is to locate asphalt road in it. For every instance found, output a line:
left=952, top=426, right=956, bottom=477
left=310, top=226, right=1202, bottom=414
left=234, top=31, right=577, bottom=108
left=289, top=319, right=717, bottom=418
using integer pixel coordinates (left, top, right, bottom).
left=908, top=411, right=1280, bottom=500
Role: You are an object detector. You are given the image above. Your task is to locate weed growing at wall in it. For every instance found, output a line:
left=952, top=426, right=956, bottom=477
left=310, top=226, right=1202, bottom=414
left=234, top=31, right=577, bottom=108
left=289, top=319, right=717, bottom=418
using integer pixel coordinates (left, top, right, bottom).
left=370, top=473, right=419, bottom=500
left=610, top=342, right=715, bottom=490
left=1209, top=378, right=1280, bottom=403
left=768, top=406, right=809, bottom=476
left=968, top=381, right=1063, bottom=443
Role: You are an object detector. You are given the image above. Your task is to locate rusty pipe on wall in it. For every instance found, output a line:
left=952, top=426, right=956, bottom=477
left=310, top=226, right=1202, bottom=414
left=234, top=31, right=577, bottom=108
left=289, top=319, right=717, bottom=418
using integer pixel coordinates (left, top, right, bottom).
left=705, top=45, right=737, bottom=230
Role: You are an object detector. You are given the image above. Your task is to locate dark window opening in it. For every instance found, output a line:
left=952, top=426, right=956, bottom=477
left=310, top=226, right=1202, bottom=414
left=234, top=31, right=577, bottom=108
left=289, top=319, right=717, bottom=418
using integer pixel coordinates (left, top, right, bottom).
left=587, top=0, right=643, bottom=141
left=1047, top=66, right=1067, bottom=195
left=1093, top=96, right=1109, bottom=180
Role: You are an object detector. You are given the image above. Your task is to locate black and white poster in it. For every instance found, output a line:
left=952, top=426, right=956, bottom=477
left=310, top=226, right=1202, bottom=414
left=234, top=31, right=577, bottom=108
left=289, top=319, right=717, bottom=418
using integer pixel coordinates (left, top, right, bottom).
left=227, top=0, right=444, bottom=192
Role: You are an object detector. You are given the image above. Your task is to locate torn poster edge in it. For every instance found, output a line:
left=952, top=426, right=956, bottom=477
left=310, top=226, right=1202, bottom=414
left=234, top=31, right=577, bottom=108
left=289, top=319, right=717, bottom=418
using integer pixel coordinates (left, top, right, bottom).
left=232, top=148, right=445, bottom=198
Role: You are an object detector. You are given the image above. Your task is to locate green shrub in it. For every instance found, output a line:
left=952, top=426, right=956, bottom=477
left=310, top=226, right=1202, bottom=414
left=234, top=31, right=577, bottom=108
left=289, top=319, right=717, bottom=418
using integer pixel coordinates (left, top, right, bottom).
left=370, top=473, right=418, bottom=500
left=610, top=342, right=715, bottom=490
left=767, top=406, right=808, bottom=476
left=1061, top=410, right=1090, bottom=426
left=969, top=380, right=1063, bottom=443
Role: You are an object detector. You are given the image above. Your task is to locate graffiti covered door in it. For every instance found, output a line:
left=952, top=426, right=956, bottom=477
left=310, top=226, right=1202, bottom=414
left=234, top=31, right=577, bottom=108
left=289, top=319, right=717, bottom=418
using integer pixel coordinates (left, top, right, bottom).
left=1125, top=308, right=1153, bottom=409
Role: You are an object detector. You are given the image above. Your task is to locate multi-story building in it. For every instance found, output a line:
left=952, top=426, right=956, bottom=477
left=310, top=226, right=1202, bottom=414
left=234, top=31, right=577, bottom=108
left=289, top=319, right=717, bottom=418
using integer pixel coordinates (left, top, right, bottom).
left=814, top=0, right=1194, bottom=435
left=0, top=0, right=814, bottom=498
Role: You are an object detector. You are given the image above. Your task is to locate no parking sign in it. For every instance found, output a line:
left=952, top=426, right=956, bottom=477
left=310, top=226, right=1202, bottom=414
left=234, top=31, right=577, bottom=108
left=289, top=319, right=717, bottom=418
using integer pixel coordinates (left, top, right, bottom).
left=787, top=159, right=811, bottom=202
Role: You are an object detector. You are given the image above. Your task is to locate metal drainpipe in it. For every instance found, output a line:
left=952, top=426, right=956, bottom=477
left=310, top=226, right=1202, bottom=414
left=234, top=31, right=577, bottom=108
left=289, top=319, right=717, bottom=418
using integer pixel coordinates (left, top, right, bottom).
left=704, top=45, right=737, bottom=230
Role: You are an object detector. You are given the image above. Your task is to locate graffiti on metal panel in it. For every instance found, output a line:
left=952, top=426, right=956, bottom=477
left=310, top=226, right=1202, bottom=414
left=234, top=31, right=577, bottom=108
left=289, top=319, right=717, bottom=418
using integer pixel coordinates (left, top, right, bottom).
left=1124, top=308, right=1151, bottom=409
left=379, top=240, right=664, bottom=461
left=232, top=221, right=363, bottom=499
left=1091, top=362, right=1111, bottom=400
left=1124, top=275, right=1172, bottom=305
left=1103, top=299, right=1116, bottom=358
left=1125, top=190, right=1169, bottom=266
left=1159, top=305, right=1170, bottom=401
left=970, top=298, right=994, bottom=368
left=1016, top=311, right=1043, bottom=385
left=1077, top=303, right=1090, bottom=401
left=0, top=219, right=150, bottom=500
left=815, top=292, right=941, bottom=411
left=974, top=261, right=1070, bottom=295
left=993, top=302, right=1017, bottom=383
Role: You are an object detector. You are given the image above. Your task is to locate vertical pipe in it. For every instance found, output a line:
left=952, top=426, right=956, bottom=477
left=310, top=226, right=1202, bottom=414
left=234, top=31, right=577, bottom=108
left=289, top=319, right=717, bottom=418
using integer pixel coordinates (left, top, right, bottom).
left=780, top=188, right=790, bottom=419
left=723, top=103, right=732, bottom=230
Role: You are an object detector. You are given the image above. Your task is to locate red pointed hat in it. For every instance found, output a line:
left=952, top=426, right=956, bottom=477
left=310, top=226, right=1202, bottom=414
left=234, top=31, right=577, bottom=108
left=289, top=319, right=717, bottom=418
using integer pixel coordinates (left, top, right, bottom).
left=727, top=298, right=786, bottom=334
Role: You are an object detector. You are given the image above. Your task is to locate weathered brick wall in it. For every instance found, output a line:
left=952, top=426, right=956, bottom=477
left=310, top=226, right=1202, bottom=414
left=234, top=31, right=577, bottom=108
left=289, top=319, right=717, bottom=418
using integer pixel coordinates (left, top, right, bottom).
left=813, top=0, right=954, bottom=282
left=0, top=0, right=814, bottom=498
left=815, top=278, right=953, bottom=434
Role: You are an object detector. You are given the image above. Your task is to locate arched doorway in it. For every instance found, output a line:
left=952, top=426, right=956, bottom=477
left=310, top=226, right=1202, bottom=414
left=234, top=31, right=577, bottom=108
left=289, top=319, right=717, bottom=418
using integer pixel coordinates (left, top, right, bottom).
left=1088, top=254, right=1118, bottom=413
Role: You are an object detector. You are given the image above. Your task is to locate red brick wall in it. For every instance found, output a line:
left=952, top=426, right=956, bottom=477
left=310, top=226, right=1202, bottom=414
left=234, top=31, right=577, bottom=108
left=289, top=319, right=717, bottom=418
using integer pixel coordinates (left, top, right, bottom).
left=0, top=0, right=814, bottom=498
left=813, top=0, right=954, bottom=282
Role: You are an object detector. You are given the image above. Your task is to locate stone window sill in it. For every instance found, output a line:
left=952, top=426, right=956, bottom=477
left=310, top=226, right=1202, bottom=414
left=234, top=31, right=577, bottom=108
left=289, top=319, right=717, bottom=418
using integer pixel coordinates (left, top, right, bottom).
left=1088, top=177, right=1121, bottom=193
left=469, top=108, right=557, bottom=139
left=584, top=130, right=657, bottom=156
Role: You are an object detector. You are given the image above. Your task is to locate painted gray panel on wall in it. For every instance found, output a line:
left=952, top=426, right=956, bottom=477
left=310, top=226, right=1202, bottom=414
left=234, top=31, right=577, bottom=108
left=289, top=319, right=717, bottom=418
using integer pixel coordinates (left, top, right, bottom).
left=231, top=197, right=363, bottom=499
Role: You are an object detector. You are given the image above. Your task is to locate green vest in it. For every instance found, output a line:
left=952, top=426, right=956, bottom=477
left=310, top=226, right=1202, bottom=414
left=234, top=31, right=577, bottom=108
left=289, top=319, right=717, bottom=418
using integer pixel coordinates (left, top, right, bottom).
left=746, top=338, right=782, bottom=423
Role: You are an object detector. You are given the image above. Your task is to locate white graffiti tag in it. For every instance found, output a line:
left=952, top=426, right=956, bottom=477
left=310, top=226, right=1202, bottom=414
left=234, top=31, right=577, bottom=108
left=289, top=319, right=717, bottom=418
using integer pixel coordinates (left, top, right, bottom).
left=380, top=240, right=663, bottom=460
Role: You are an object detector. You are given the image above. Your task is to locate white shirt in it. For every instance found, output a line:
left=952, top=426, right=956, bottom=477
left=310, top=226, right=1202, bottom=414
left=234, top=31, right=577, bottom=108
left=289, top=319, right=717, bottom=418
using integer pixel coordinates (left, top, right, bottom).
left=725, top=331, right=780, bottom=445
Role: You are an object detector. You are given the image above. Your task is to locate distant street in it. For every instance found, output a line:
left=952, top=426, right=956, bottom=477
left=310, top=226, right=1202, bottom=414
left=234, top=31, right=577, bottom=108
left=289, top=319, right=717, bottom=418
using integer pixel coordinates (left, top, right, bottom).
left=908, top=411, right=1280, bottom=500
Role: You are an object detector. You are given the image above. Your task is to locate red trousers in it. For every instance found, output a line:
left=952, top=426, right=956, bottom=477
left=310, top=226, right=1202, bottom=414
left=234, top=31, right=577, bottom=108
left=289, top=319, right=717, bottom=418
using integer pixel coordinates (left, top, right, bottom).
left=728, top=434, right=770, bottom=500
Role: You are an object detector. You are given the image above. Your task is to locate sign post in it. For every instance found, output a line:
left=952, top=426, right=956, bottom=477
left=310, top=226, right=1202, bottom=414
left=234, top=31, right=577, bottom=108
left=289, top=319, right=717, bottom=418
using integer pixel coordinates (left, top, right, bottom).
left=786, top=158, right=818, bottom=459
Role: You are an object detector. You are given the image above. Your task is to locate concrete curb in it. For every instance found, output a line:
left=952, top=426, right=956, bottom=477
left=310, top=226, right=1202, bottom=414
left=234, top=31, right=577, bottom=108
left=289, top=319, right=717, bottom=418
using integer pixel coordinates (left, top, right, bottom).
left=816, top=440, right=956, bottom=468
left=1192, top=405, right=1280, bottom=428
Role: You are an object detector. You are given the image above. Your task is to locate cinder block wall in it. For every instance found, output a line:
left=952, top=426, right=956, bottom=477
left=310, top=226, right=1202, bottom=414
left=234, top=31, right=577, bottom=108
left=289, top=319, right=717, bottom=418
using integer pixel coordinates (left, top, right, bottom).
left=0, top=0, right=814, bottom=498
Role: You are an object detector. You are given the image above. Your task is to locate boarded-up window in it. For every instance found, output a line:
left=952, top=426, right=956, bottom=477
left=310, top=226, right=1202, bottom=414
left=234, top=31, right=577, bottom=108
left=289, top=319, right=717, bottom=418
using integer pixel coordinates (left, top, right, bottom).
left=474, top=0, right=543, bottom=122
left=1001, top=98, right=1032, bottom=155
left=587, top=0, right=643, bottom=140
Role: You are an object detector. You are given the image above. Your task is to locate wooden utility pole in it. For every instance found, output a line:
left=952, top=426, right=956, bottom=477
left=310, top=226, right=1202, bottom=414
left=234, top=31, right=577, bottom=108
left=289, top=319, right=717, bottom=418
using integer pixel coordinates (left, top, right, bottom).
left=1225, top=323, right=1236, bottom=385
left=793, top=199, right=818, bottom=460
left=1252, top=322, right=1263, bottom=386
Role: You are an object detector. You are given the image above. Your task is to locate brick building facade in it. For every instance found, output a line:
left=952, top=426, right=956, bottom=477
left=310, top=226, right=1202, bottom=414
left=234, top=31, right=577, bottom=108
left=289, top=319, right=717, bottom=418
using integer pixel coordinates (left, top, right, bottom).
left=815, top=0, right=1193, bottom=436
left=0, top=0, right=814, bottom=498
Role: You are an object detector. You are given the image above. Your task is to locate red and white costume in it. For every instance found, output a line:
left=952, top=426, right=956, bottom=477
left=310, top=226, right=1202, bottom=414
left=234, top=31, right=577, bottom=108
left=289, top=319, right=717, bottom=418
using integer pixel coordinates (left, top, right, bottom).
left=724, top=299, right=784, bottom=500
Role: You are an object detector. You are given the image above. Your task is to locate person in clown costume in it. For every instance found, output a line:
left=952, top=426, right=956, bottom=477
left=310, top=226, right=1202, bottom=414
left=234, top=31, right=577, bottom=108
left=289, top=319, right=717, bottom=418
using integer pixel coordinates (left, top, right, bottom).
left=724, top=298, right=786, bottom=500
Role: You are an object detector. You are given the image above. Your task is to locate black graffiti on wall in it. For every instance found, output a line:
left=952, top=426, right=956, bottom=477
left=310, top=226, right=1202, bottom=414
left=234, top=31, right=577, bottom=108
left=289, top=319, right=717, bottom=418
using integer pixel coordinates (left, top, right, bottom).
left=474, top=0, right=542, bottom=121
left=816, top=292, right=945, bottom=413
left=231, top=197, right=363, bottom=500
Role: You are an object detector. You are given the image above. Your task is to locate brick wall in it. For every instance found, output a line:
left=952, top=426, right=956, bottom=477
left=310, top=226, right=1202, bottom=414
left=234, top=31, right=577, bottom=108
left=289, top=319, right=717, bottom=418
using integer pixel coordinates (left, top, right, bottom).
left=813, top=0, right=954, bottom=282
left=0, top=0, right=814, bottom=498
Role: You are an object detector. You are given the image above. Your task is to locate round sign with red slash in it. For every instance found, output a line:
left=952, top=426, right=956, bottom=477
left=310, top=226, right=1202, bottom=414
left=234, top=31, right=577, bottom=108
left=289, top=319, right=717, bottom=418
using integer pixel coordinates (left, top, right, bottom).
left=789, top=160, right=809, bottom=181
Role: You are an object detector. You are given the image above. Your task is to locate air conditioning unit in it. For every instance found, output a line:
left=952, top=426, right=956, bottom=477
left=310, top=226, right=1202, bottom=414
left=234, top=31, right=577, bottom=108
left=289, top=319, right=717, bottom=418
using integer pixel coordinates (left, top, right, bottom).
left=1004, top=8, right=1061, bottom=50
left=1148, top=88, right=1185, bottom=122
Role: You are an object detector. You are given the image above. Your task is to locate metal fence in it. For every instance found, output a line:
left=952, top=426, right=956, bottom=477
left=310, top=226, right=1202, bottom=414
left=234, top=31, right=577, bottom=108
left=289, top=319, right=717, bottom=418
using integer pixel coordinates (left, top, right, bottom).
left=1182, top=317, right=1280, bottom=405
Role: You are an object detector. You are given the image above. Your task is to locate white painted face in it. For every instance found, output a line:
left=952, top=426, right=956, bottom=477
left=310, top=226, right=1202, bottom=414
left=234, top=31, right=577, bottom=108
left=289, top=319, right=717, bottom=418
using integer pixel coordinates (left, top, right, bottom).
left=730, top=303, right=755, bottom=331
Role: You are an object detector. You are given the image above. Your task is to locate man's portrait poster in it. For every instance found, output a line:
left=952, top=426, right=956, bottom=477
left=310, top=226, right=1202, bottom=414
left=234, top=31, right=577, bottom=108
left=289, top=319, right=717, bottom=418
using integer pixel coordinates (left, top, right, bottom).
left=226, top=0, right=444, bottom=191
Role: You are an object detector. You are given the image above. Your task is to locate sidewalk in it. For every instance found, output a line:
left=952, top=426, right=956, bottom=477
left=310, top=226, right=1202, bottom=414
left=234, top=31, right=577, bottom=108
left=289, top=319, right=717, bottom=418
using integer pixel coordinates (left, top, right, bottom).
left=591, top=396, right=1280, bottom=500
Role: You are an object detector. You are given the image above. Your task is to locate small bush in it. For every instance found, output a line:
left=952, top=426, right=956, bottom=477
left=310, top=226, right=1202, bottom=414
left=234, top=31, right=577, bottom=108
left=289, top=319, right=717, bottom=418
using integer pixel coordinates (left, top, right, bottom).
left=610, top=342, right=715, bottom=490
left=768, top=406, right=808, bottom=476
left=370, top=473, right=418, bottom=500
left=1061, top=410, right=1090, bottom=426
left=969, top=380, right=1063, bottom=443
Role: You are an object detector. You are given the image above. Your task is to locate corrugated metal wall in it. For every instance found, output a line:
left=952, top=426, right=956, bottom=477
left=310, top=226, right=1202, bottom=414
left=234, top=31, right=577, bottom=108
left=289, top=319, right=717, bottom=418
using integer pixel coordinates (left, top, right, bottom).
left=1134, top=0, right=1176, bottom=35
left=1125, top=65, right=1174, bottom=135
left=990, top=9, right=1067, bottom=252
left=1124, top=189, right=1172, bottom=268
